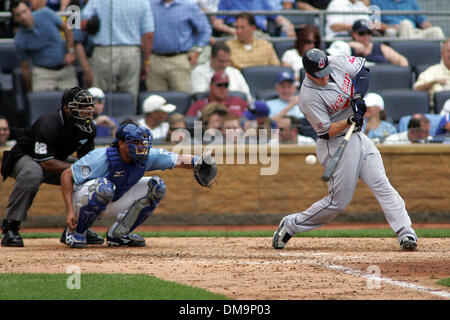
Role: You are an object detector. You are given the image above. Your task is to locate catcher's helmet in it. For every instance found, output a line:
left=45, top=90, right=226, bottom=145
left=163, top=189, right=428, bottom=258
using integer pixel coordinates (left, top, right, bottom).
left=62, top=87, right=95, bottom=133
left=302, top=48, right=333, bottom=78
left=113, top=122, right=153, bottom=167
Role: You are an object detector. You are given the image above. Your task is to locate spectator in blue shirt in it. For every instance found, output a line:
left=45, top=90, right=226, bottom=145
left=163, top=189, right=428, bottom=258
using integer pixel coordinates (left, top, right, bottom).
left=371, top=0, right=444, bottom=39
left=81, top=0, right=155, bottom=111
left=213, top=0, right=295, bottom=37
left=146, top=0, right=212, bottom=93
left=11, top=0, right=78, bottom=92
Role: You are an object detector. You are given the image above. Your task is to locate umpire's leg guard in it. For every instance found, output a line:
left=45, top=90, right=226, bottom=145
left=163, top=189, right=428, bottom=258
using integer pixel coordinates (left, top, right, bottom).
left=108, top=176, right=166, bottom=240
left=74, top=178, right=116, bottom=234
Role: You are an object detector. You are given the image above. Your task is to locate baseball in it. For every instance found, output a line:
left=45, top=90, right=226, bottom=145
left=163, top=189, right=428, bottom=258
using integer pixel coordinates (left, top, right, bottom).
left=305, top=154, right=317, bottom=165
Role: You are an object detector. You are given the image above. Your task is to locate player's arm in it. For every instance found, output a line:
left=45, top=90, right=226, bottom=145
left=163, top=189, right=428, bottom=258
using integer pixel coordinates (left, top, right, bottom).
left=61, top=19, right=76, bottom=65
left=61, top=167, right=77, bottom=230
left=174, top=154, right=199, bottom=169
left=328, top=119, right=353, bottom=139
left=20, top=60, right=32, bottom=92
left=39, top=158, right=73, bottom=173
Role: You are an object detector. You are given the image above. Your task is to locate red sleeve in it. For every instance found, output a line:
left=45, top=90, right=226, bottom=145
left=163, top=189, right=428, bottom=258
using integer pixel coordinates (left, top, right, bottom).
left=186, top=100, right=206, bottom=117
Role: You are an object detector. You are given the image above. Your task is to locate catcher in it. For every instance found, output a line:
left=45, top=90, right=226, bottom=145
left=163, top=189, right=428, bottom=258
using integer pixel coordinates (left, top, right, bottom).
left=60, top=121, right=217, bottom=248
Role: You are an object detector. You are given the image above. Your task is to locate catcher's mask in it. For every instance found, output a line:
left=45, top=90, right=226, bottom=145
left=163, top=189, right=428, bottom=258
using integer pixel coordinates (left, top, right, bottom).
left=112, top=123, right=153, bottom=167
left=67, top=89, right=95, bottom=133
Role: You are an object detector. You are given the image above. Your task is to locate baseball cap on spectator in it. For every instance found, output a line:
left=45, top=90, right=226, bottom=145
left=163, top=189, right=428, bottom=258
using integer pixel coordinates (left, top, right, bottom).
left=277, top=70, right=295, bottom=84
left=327, top=41, right=351, bottom=56
left=211, top=71, right=229, bottom=85
left=87, top=87, right=105, bottom=101
left=244, top=100, right=270, bottom=120
left=364, top=92, right=384, bottom=110
left=143, top=95, right=176, bottom=114
left=352, top=19, right=372, bottom=34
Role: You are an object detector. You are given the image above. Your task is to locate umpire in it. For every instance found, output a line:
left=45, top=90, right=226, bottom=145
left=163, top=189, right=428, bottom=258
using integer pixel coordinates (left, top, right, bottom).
left=1, top=87, right=103, bottom=247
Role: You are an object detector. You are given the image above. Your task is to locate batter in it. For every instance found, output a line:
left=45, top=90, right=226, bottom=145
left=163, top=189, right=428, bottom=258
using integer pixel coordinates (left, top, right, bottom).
left=273, top=49, right=418, bottom=251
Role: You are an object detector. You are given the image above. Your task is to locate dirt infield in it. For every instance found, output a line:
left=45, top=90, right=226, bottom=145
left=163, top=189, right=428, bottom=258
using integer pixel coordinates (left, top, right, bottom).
left=1, top=224, right=449, bottom=300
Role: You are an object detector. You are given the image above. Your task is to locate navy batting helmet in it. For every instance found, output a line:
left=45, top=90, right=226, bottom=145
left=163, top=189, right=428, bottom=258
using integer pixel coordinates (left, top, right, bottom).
left=302, top=48, right=333, bottom=78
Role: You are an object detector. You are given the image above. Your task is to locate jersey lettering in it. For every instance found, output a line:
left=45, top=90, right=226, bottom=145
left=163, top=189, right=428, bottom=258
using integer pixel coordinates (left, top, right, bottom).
left=342, top=73, right=352, bottom=93
left=34, top=142, right=48, bottom=155
left=348, top=56, right=357, bottom=64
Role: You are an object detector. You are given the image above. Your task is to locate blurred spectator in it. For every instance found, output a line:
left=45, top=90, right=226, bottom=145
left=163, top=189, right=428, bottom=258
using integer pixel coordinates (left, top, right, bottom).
left=371, top=0, right=445, bottom=39
left=325, top=0, right=371, bottom=39
left=191, top=42, right=252, bottom=102
left=277, top=116, right=316, bottom=145
left=383, top=114, right=430, bottom=144
left=46, top=0, right=71, bottom=12
left=165, top=113, right=189, bottom=144
left=349, top=20, right=408, bottom=67
left=226, top=12, right=281, bottom=70
left=221, top=113, right=244, bottom=144
left=138, top=95, right=176, bottom=140
left=326, top=40, right=352, bottom=56
left=281, top=24, right=321, bottom=86
left=30, top=0, right=46, bottom=10
left=434, top=99, right=450, bottom=137
left=187, top=71, right=248, bottom=118
left=266, top=71, right=305, bottom=123
left=362, top=92, right=397, bottom=143
left=269, top=0, right=295, bottom=10
left=293, top=0, right=332, bottom=10
left=244, top=100, right=277, bottom=127
left=87, top=87, right=117, bottom=139
left=413, top=38, right=450, bottom=106
left=11, top=0, right=78, bottom=92
left=213, top=0, right=295, bottom=38
left=81, top=0, right=154, bottom=109
left=146, top=0, right=211, bottom=93
left=201, top=102, right=229, bottom=130
left=0, top=116, right=16, bottom=147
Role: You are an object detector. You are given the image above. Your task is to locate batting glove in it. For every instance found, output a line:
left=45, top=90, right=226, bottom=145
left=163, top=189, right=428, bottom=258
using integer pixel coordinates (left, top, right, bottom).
left=347, top=112, right=364, bottom=127
left=352, top=94, right=367, bottom=116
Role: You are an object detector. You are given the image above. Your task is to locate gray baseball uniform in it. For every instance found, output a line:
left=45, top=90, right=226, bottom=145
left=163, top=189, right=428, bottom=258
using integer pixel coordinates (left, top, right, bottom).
left=282, top=55, right=417, bottom=244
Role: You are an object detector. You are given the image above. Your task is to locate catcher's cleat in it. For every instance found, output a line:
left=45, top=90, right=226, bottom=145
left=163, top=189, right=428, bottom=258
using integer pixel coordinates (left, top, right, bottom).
left=65, top=231, right=87, bottom=249
left=400, top=236, right=417, bottom=251
left=106, top=233, right=146, bottom=247
left=1, top=220, right=24, bottom=247
left=60, top=228, right=104, bottom=245
left=272, top=217, right=292, bottom=250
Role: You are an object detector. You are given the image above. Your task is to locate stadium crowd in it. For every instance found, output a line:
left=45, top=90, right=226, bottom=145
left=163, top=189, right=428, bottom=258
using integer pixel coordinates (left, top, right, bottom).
left=0, top=0, right=449, bottom=147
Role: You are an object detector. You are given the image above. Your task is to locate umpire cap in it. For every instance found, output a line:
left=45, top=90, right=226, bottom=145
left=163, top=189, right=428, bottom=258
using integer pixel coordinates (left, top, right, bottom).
left=302, top=48, right=333, bottom=78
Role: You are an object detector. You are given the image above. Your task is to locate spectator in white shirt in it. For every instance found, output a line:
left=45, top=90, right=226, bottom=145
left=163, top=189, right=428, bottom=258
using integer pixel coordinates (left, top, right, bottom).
left=325, top=0, right=371, bottom=39
left=191, top=41, right=252, bottom=102
left=137, top=95, right=176, bottom=141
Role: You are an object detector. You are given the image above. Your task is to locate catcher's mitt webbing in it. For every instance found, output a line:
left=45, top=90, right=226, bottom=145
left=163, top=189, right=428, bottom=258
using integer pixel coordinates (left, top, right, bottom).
left=193, top=151, right=217, bottom=188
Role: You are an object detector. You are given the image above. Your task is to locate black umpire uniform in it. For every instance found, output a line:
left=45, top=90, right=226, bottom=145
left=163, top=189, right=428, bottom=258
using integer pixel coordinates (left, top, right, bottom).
left=1, top=87, right=103, bottom=247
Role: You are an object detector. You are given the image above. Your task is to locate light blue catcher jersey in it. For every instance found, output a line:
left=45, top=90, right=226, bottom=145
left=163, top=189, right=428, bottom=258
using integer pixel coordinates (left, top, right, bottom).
left=71, top=148, right=178, bottom=186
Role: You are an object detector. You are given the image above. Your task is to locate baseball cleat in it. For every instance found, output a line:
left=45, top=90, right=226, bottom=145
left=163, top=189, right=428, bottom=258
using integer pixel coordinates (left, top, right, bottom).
left=106, top=233, right=146, bottom=247
left=65, top=232, right=87, bottom=249
left=272, top=217, right=292, bottom=249
left=400, top=236, right=417, bottom=251
left=60, top=228, right=104, bottom=245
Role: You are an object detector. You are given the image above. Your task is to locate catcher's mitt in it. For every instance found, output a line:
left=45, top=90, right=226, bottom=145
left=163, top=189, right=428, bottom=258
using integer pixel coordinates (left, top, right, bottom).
left=193, top=150, right=217, bottom=188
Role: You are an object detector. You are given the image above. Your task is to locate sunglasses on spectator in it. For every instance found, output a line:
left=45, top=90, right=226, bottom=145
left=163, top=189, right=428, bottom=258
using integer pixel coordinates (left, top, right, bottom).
left=357, top=31, right=371, bottom=36
left=215, top=83, right=229, bottom=88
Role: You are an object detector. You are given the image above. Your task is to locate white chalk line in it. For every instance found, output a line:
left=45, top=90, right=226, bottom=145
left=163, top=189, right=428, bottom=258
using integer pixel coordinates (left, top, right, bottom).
left=169, top=255, right=450, bottom=299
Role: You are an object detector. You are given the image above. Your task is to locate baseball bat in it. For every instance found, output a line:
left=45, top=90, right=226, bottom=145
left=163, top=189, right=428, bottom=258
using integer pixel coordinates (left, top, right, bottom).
left=322, top=121, right=356, bottom=182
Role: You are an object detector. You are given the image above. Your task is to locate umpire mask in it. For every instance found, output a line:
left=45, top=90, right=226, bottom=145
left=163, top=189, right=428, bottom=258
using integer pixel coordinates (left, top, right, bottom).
left=67, top=90, right=95, bottom=133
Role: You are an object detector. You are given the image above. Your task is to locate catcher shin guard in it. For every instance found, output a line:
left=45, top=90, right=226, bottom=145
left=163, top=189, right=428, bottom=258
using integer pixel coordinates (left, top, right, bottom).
left=75, top=178, right=115, bottom=234
left=109, top=176, right=166, bottom=239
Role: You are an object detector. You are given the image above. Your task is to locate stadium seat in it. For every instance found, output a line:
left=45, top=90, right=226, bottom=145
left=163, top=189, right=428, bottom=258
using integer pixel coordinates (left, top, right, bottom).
left=413, top=63, right=433, bottom=82
left=434, top=91, right=450, bottom=114
left=378, top=89, right=429, bottom=124
left=397, top=114, right=443, bottom=136
left=103, top=92, right=135, bottom=123
left=241, top=65, right=294, bottom=97
left=367, top=64, right=412, bottom=92
left=27, top=91, right=64, bottom=125
left=138, top=91, right=192, bottom=115
left=0, top=42, right=19, bottom=74
left=272, top=39, right=294, bottom=60
left=192, top=91, right=248, bottom=102
left=389, top=40, right=441, bottom=68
